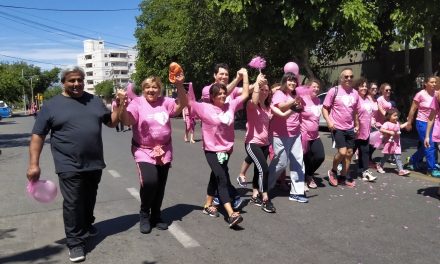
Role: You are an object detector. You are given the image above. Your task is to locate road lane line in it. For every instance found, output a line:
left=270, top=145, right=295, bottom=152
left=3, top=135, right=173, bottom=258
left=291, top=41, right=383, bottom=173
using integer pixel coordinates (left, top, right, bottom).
left=126, top=187, right=140, bottom=201
left=168, top=223, right=200, bottom=248
left=108, top=169, right=121, bottom=178
left=125, top=187, right=200, bottom=248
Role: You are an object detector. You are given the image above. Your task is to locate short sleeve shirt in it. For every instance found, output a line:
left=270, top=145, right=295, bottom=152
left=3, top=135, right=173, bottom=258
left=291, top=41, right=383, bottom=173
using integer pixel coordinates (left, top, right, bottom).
left=270, top=90, right=301, bottom=137
left=322, top=85, right=359, bottom=130
left=32, top=93, right=111, bottom=173
left=413, top=89, right=435, bottom=122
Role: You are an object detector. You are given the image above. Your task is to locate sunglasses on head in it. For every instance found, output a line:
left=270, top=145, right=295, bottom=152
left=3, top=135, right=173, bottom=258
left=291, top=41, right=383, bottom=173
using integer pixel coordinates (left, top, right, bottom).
left=344, top=75, right=354, bottom=80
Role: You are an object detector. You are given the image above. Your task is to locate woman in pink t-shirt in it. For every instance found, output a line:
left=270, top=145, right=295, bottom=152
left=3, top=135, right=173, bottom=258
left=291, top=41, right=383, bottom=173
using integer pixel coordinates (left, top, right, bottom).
left=405, top=76, right=439, bottom=177
left=376, top=83, right=394, bottom=126
left=353, top=78, right=377, bottom=182
left=367, top=82, right=379, bottom=162
left=300, top=79, right=325, bottom=189
left=188, top=69, right=249, bottom=228
left=182, top=106, right=196, bottom=143
left=268, top=72, right=308, bottom=203
left=118, top=75, right=187, bottom=234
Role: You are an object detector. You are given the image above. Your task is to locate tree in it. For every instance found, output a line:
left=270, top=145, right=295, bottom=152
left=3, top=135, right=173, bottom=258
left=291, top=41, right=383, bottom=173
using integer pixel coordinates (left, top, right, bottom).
left=43, top=86, right=63, bottom=100
left=94, top=80, right=114, bottom=99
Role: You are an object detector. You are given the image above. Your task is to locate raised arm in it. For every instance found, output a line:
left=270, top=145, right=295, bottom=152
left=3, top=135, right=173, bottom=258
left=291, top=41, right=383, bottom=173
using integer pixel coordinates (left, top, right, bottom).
left=227, top=68, right=245, bottom=96
left=238, top=68, right=249, bottom=102
left=250, top=73, right=265, bottom=105
left=173, top=74, right=188, bottom=115
left=117, top=90, right=136, bottom=126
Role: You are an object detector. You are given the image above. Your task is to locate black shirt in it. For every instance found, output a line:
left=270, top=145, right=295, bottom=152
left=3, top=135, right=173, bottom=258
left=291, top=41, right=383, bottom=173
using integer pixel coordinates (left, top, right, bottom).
left=32, top=92, right=111, bottom=173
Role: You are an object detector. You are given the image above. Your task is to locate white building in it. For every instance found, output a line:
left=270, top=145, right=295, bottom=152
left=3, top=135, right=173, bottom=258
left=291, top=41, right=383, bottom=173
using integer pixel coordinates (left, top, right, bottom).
left=77, top=39, right=137, bottom=94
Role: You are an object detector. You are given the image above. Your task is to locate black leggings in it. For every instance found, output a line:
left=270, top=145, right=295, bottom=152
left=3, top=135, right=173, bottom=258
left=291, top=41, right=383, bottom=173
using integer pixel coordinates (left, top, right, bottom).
left=245, top=143, right=269, bottom=193
left=354, top=138, right=369, bottom=172
left=205, top=151, right=238, bottom=204
left=137, top=162, right=170, bottom=218
left=303, top=138, right=325, bottom=176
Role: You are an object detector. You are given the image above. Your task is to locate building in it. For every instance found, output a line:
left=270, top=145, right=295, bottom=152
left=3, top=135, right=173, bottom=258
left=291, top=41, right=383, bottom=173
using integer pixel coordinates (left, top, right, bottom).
left=77, top=39, right=137, bottom=94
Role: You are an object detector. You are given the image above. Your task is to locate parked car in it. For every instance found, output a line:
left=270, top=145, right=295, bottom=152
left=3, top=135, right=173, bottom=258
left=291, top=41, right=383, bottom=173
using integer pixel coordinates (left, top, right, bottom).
left=0, top=101, right=13, bottom=118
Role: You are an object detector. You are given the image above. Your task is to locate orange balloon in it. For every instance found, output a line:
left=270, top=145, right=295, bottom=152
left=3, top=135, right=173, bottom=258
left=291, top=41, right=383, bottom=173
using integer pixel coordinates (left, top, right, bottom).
left=169, top=62, right=183, bottom=83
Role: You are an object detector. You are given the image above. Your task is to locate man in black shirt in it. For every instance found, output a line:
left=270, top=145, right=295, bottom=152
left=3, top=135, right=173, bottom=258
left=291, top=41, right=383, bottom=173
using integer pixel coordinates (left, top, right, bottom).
left=26, top=67, right=120, bottom=262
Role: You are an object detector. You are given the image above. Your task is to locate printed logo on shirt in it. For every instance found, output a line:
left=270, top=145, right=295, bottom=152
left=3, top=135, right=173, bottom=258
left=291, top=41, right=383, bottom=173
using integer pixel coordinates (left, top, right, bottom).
left=363, top=101, right=372, bottom=114
left=340, top=95, right=354, bottom=107
left=145, top=111, right=169, bottom=125
left=310, top=105, right=321, bottom=117
left=217, top=112, right=232, bottom=125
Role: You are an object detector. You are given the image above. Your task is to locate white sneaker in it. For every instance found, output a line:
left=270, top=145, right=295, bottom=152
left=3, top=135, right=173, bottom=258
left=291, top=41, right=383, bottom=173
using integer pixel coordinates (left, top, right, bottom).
left=362, top=170, right=377, bottom=182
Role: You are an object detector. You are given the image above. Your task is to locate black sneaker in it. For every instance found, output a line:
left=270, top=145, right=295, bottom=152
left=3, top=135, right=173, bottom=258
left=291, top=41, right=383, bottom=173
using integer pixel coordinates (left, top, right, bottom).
left=151, top=217, right=168, bottom=230
left=250, top=195, right=263, bottom=206
left=87, top=225, right=98, bottom=237
left=261, top=200, right=276, bottom=213
left=228, top=213, right=243, bottom=228
left=69, top=246, right=85, bottom=262
left=139, top=211, right=151, bottom=234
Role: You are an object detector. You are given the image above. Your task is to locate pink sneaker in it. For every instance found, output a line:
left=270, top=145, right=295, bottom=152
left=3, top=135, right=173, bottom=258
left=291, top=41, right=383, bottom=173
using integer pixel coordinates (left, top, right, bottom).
left=327, top=170, right=338, bottom=187
left=376, top=164, right=385, bottom=174
left=398, top=170, right=410, bottom=176
left=345, top=179, right=356, bottom=188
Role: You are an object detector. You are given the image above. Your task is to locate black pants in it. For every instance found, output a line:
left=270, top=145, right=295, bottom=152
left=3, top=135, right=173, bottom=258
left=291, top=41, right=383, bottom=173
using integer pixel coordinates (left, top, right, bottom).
left=245, top=143, right=269, bottom=193
left=58, top=170, right=102, bottom=249
left=138, top=162, right=170, bottom=219
left=354, top=138, right=369, bottom=172
left=205, top=151, right=238, bottom=204
left=304, top=138, right=325, bottom=176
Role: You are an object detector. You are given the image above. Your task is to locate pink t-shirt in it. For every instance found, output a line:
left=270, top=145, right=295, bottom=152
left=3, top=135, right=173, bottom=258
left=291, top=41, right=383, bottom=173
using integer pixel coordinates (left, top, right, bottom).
left=127, top=96, right=177, bottom=164
left=300, top=95, right=321, bottom=141
left=381, top=121, right=402, bottom=154
left=429, top=95, right=440, bottom=142
left=201, top=85, right=243, bottom=109
left=376, top=96, right=393, bottom=126
left=245, top=103, right=271, bottom=145
left=270, top=90, right=301, bottom=137
left=414, top=89, right=435, bottom=122
left=322, top=85, right=359, bottom=130
left=356, top=96, right=374, bottom=140
left=191, top=97, right=242, bottom=152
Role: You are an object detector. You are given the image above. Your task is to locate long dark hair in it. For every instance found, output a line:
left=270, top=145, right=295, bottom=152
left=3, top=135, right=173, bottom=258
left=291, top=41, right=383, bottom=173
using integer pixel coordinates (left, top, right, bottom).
left=280, top=72, right=298, bottom=95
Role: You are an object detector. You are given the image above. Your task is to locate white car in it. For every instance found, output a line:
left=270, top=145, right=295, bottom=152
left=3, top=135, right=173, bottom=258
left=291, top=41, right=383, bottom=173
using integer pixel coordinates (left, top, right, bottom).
left=317, top=92, right=327, bottom=128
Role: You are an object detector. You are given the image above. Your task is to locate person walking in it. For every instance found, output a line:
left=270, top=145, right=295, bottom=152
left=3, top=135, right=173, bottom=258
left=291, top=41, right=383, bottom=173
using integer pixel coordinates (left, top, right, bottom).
left=26, top=67, right=120, bottom=262
left=188, top=68, right=249, bottom=227
left=118, top=74, right=187, bottom=234
left=406, top=76, right=440, bottom=177
left=322, top=68, right=359, bottom=188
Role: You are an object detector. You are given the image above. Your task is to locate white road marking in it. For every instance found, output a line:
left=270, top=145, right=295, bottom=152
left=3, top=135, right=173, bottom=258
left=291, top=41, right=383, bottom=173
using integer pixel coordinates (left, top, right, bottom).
left=125, top=187, right=200, bottom=248
left=126, top=187, right=140, bottom=201
left=168, top=223, right=200, bottom=248
left=108, top=169, right=121, bottom=178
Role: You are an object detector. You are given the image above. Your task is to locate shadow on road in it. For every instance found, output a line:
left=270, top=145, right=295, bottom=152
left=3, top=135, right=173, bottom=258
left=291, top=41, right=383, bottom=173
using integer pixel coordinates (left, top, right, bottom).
left=0, top=244, right=64, bottom=264
left=417, top=186, right=440, bottom=200
left=161, top=203, right=203, bottom=224
left=86, top=214, right=139, bottom=252
left=0, top=133, right=32, bottom=148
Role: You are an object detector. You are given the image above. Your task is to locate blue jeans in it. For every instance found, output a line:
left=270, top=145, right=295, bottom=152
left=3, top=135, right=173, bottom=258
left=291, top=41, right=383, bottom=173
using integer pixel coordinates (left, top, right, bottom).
left=410, top=120, right=436, bottom=171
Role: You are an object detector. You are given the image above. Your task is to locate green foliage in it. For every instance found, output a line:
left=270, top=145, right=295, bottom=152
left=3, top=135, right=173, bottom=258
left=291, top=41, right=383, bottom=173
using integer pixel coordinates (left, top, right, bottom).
left=43, top=86, right=63, bottom=100
left=94, top=80, right=115, bottom=99
left=0, top=62, right=60, bottom=103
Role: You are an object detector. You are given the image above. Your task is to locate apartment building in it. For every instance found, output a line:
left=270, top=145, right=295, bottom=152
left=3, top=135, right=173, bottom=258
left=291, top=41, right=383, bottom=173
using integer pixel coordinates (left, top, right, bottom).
left=77, top=39, right=137, bottom=94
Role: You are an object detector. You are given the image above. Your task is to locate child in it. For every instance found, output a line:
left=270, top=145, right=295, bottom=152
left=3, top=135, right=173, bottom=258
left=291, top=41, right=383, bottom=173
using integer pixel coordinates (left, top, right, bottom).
left=376, top=109, right=410, bottom=176
left=182, top=106, right=196, bottom=143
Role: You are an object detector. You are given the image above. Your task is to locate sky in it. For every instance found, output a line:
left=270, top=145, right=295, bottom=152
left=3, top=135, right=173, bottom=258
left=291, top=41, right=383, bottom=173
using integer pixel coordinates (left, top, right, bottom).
left=0, top=0, right=141, bottom=70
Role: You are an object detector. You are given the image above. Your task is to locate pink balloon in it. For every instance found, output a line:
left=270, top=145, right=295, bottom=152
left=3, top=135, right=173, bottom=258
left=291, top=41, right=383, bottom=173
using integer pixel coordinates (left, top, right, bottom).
left=284, top=62, right=299, bottom=75
left=27, top=180, right=58, bottom=203
left=126, top=82, right=137, bottom=100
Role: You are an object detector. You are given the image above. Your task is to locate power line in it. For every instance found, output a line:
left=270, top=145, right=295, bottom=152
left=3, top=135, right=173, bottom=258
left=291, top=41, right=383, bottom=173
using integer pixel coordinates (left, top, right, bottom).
left=0, top=4, right=138, bottom=12
left=0, top=10, right=135, bottom=49
left=0, top=54, right=70, bottom=67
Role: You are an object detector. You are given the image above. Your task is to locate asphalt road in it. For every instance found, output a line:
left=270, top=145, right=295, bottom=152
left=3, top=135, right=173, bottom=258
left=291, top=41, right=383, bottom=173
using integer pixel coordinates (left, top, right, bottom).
left=0, top=115, right=439, bottom=264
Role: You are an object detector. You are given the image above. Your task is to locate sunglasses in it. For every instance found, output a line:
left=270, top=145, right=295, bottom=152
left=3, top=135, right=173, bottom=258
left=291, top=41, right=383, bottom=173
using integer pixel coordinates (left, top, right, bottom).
left=344, top=75, right=354, bottom=80
left=384, top=89, right=391, bottom=92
